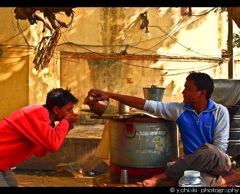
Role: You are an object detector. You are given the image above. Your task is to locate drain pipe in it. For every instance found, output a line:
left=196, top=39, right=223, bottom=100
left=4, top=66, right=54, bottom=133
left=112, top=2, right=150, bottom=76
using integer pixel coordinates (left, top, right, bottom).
left=227, top=13, right=233, bottom=79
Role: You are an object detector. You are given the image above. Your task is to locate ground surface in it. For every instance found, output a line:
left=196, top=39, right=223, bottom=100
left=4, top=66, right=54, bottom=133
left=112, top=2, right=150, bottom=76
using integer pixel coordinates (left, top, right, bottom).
left=15, top=169, right=94, bottom=187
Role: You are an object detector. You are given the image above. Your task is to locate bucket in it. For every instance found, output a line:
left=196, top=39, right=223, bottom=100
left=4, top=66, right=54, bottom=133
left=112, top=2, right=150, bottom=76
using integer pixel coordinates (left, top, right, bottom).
left=109, top=117, right=179, bottom=172
left=143, top=85, right=165, bottom=101
left=227, top=101, right=240, bottom=156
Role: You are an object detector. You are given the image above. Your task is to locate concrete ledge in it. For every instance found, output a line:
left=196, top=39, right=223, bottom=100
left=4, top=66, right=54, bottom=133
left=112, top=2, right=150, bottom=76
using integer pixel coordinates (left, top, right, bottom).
left=17, top=125, right=109, bottom=174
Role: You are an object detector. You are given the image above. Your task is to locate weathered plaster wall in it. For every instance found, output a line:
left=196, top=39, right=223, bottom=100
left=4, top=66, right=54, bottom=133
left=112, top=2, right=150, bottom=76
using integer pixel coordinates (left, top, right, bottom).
left=0, top=7, right=239, bottom=119
left=60, top=53, right=231, bottom=114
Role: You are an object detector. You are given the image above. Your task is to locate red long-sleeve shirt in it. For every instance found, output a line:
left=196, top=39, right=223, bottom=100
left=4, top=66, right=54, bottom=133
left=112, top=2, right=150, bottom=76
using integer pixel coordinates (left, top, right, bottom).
left=0, top=104, right=69, bottom=170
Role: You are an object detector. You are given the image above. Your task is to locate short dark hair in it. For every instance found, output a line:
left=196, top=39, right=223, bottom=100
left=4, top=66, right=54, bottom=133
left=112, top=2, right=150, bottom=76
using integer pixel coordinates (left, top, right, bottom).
left=186, top=71, right=214, bottom=99
left=45, top=88, right=78, bottom=110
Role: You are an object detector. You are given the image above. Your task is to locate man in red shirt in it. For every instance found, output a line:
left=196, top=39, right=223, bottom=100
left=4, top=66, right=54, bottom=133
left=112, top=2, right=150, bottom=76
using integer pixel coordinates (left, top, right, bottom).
left=0, top=88, right=79, bottom=187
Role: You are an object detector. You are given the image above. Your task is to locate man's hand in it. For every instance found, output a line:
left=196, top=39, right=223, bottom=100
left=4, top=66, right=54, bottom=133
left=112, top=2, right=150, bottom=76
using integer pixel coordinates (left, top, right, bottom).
left=69, top=122, right=75, bottom=130
left=87, top=89, right=110, bottom=101
left=63, top=113, right=79, bottom=130
left=63, top=113, right=79, bottom=124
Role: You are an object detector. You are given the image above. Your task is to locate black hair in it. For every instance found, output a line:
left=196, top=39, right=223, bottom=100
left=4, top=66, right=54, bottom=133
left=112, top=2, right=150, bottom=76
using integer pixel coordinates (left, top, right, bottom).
left=186, top=71, right=214, bottom=99
left=45, top=88, right=78, bottom=111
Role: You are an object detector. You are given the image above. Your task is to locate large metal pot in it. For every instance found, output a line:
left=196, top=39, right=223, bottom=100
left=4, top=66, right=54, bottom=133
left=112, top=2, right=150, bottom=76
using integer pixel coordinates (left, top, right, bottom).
left=109, top=117, right=179, bottom=168
left=227, top=100, right=240, bottom=156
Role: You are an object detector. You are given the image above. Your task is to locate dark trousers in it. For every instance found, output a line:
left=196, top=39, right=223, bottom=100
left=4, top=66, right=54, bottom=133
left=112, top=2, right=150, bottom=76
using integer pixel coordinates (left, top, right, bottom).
left=0, top=169, right=18, bottom=187
left=165, top=143, right=231, bottom=187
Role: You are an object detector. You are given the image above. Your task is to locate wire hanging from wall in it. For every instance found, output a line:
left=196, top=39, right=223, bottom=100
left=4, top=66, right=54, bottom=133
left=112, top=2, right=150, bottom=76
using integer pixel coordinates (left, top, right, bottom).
left=13, top=7, right=75, bottom=70
left=33, top=28, right=61, bottom=70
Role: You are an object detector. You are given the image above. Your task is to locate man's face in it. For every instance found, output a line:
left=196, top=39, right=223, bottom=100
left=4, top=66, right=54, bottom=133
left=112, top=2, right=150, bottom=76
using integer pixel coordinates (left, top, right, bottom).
left=182, top=80, right=202, bottom=104
left=54, top=102, right=74, bottom=121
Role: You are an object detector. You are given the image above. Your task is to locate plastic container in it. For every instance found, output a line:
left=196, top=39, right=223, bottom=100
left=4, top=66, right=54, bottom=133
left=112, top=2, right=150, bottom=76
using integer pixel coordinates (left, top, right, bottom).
left=178, top=170, right=206, bottom=187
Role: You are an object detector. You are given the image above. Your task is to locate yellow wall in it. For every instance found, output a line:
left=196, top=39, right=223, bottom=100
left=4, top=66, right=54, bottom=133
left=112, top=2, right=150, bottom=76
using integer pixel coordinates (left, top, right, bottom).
left=0, top=7, right=239, bottom=119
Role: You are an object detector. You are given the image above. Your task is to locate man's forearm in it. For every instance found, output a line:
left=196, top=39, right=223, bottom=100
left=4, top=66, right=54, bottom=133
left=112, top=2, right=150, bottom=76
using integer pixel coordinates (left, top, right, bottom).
left=108, top=92, right=146, bottom=110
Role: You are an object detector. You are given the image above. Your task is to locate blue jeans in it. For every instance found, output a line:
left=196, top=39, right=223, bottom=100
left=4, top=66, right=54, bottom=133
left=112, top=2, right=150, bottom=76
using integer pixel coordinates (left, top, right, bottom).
left=0, top=169, right=18, bottom=187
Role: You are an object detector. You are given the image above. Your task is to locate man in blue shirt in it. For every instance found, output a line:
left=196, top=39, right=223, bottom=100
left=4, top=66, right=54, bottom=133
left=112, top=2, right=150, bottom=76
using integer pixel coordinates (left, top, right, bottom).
left=87, top=71, right=232, bottom=187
